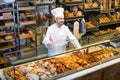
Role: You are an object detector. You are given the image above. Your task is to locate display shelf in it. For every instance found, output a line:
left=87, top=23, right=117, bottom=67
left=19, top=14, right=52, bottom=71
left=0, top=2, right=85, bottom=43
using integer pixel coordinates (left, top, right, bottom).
left=84, top=7, right=100, bottom=12
left=36, top=2, right=55, bottom=6
left=0, top=44, right=15, bottom=51
left=18, top=6, right=35, bottom=11
left=86, top=28, right=99, bottom=32
left=99, top=21, right=120, bottom=26
left=0, top=17, right=13, bottom=21
left=0, top=8, right=12, bottom=13
left=0, top=32, right=14, bottom=36
left=19, top=20, right=36, bottom=26
left=63, top=2, right=84, bottom=6
left=0, top=25, right=14, bottom=29
left=100, top=9, right=114, bottom=13
left=0, top=2, right=17, bottom=62
left=19, top=34, right=34, bottom=40
left=114, top=6, right=120, bottom=9
left=0, top=39, right=15, bottom=43
left=65, top=16, right=84, bottom=21
left=19, top=14, right=35, bottom=18
left=16, top=1, right=38, bottom=58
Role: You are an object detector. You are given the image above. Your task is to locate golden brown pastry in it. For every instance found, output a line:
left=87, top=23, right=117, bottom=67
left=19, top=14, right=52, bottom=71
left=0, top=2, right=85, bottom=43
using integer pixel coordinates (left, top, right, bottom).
left=5, top=35, right=13, bottom=40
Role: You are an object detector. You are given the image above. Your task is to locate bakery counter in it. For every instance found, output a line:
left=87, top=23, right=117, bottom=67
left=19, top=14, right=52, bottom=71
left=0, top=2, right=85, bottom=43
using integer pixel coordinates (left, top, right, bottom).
left=2, top=45, right=120, bottom=80
left=1, top=53, right=120, bottom=80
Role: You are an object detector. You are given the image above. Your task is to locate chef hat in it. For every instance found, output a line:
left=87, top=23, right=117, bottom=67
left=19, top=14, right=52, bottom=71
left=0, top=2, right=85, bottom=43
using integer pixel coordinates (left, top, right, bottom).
left=51, top=7, right=64, bottom=19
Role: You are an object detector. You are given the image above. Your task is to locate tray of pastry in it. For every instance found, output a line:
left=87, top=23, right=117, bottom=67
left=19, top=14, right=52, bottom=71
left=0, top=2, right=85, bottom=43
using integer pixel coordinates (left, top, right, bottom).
left=3, top=46, right=120, bottom=80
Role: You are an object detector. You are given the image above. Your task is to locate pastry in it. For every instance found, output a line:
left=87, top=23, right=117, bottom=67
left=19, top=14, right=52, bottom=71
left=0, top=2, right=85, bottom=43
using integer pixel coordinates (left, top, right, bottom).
left=4, top=35, right=13, bottom=40
left=76, top=11, right=82, bottom=16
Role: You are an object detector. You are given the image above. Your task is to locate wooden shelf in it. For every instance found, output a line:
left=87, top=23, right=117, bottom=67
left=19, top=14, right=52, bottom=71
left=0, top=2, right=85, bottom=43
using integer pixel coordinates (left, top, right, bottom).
left=84, top=7, right=100, bottom=12
left=0, top=32, right=14, bottom=36
left=115, top=6, right=120, bottom=9
left=36, top=2, right=54, bottom=6
left=0, top=44, right=15, bottom=51
left=19, top=14, right=35, bottom=18
left=64, top=2, right=84, bottom=6
left=0, top=8, right=12, bottom=13
left=0, top=25, right=14, bottom=29
left=99, top=21, right=120, bottom=26
left=0, top=16, right=13, bottom=21
left=0, top=39, right=15, bottom=43
left=65, top=16, right=84, bottom=21
left=100, top=9, right=114, bottom=13
left=20, top=21, right=36, bottom=26
left=18, top=6, right=35, bottom=11
left=20, top=34, right=34, bottom=40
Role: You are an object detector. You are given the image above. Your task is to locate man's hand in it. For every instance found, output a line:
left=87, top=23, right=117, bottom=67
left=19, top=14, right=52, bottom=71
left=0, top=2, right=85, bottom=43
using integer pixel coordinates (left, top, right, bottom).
left=48, top=41, right=56, bottom=46
left=78, top=50, right=85, bottom=55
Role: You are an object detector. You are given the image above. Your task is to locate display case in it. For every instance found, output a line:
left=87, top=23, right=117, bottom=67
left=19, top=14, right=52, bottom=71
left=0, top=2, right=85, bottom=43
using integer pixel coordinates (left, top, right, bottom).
left=2, top=37, right=120, bottom=80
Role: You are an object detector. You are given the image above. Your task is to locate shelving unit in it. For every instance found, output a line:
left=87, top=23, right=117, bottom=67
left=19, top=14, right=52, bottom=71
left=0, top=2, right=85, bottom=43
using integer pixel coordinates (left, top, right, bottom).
left=35, top=0, right=54, bottom=51
left=16, top=1, right=38, bottom=58
left=0, top=2, right=17, bottom=67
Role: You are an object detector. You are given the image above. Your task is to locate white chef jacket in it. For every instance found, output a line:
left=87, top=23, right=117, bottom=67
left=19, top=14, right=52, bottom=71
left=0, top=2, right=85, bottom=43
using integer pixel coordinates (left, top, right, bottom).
left=43, top=23, right=81, bottom=56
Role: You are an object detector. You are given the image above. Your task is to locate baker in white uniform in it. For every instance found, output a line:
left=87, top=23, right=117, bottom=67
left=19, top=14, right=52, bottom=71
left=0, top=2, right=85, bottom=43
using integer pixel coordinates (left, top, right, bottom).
left=43, top=7, right=84, bottom=57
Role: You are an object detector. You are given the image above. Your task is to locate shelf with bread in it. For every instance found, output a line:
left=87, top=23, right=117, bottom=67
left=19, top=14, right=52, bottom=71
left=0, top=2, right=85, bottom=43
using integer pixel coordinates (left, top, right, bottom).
left=63, top=2, right=84, bottom=6
left=0, top=2, right=17, bottom=69
left=3, top=43, right=120, bottom=80
left=0, top=31, right=14, bottom=36
left=0, top=43, right=15, bottom=52
left=114, top=0, right=120, bottom=8
left=19, top=12, right=35, bottom=18
left=86, top=21, right=99, bottom=32
left=64, top=7, right=84, bottom=21
left=0, top=8, right=12, bottom=13
left=99, top=0, right=115, bottom=13
left=84, top=0, right=100, bottom=12
left=16, top=1, right=38, bottom=59
left=92, top=28, right=115, bottom=36
left=100, top=9, right=115, bottom=13
left=58, top=0, right=84, bottom=5
left=17, top=1, right=36, bottom=11
left=97, top=13, right=119, bottom=26
left=36, top=2, right=55, bottom=6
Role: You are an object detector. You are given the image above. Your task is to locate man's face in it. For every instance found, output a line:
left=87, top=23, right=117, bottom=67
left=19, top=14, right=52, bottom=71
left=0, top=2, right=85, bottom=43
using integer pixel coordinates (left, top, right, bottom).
left=56, top=16, right=64, bottom=27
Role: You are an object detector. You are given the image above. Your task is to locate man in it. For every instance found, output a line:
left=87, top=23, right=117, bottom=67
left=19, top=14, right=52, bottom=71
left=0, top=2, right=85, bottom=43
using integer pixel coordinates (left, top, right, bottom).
left=43, top=7, right=84, bottom=57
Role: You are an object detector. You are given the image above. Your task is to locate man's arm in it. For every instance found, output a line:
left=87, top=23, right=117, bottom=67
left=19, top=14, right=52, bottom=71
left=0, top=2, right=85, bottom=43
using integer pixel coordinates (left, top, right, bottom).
left=42, top=28, right=55, bottom=47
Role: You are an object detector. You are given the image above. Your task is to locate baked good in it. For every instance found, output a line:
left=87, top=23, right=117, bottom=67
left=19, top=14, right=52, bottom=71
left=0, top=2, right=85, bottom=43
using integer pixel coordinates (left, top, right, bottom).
left=76, top=11, right=82, bottom=16
left=92, top=2, right=99, bottom=8
left=26, top=73, right=39, bottom=80
left=65, top=10, right=69, bottom=17
left=68, top=12, right=74, bottom=17
left=4, top=35, right=13, bottom=40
